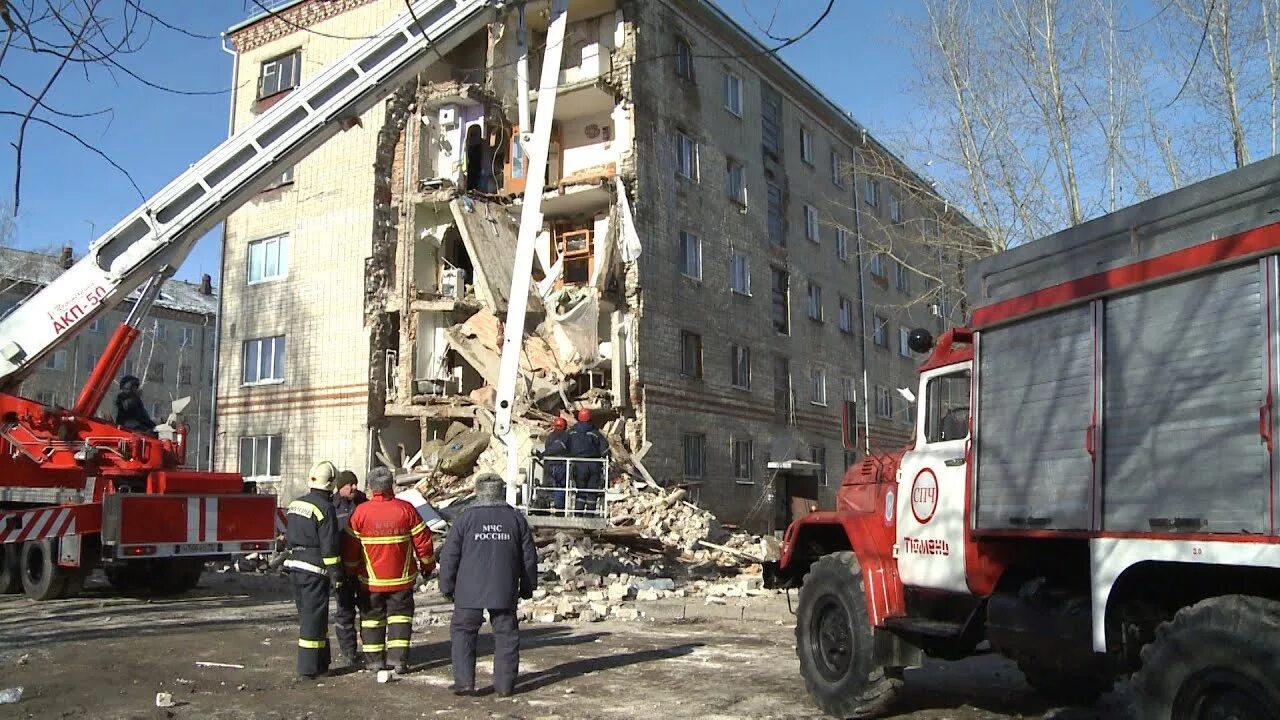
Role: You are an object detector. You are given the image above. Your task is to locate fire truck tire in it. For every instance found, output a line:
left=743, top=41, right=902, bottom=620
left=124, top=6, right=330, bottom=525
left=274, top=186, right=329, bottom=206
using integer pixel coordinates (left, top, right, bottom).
left=0, top=545, right=20, bottom=594
left=147, top=559, right=204, bottom=595
left=796, top=552, right=902, bottom=718
left=105, top=562, right=147, bottom=592
left=1135, top=594, right=1280, bottom=720
left=19, top=539, right=67, bottom=601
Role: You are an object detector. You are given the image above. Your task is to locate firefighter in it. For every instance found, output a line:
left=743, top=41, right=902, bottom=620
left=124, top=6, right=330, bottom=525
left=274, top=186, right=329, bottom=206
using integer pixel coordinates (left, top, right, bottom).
left=348, top=467, right=435, bottom=675
left=438, top=473, right=538, bottom=697
left=114, top=375, right=156, bottom=435
left=333, top=470, right=368, bottom=669
left=284, top=460, right=343, bottom=680
left=566, top=408, right=607, bottom=513
left=542, top=417, right=570, bottom=511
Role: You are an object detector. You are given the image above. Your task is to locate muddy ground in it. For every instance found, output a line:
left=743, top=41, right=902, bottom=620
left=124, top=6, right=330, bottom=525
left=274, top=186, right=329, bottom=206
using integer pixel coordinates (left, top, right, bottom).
left=0, top=573, right=1132, bottom=720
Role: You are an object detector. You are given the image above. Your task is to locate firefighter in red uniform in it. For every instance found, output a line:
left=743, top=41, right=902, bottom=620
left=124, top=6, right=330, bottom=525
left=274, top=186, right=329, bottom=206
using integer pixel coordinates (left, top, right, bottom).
left=347, top=467, right=435, bottom=674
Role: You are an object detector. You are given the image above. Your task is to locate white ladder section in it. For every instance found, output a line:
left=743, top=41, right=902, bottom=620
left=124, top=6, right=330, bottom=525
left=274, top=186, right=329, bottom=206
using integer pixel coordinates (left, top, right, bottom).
left=0, top=0, right=497, bottom=390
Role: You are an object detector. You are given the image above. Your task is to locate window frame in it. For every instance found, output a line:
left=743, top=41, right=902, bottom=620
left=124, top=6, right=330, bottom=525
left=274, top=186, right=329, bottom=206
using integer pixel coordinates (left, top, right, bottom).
left=247, top=234, right=290, bottom=285
left=873, top=315, right=889, bottom=348
left=803, top=204, right=819, bottom=242
left=766, top=181, right=785, bottom=247
left=732, top=437, right=754, bottom=484
left=875, top=385, right=894, bottom=419
left=731, top=343, right=751, bottom=390
left=678, top=230, right=702, bottom=280
left=899, top=327, right=914, bottom=357
left=800, top=126, right=814, bottom=165
left=239, top=434, right=284, bottom=483
left=726, top=158, right=747, bottom=205
left=835, top=227, right=849, bottom=261
left=682, top=432, right=707, bottom=480
left=894, top=260, right=911, bottom=293
left=242, top=335, right=287, bottom=386
left=730, top=251, right=751, bottom=295
left=831, top=150, right=845, bottom=187
left=888, top=193, right=903, bottom=223
left=675, top=36, right=695, bottom=82
left=258, top=49, right=301, bottom=100
left=723, top=70, right=743, bottom=116
left=864, top=177, right=880, bottom=207
left=675, top=131, right=698, bottom=180
left=810, top=366, right=828, bottom=406
left=179, top=326, right=196, bottom=347
left=838, top=296, right=855, bottom=334
left=679, top=329, right=704, bottom=379
left=43, top=349, right=68, bottom=371
left=807, top=281, right=823, bottom=322
left=869, top=253, right=886, bottom=278
left=771, top=268, right=790, bottom=335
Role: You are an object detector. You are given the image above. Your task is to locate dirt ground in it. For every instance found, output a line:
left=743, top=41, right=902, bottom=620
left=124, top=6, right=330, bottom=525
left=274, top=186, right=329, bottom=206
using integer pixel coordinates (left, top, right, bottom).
left=0, top=573, right=1132, bottom=720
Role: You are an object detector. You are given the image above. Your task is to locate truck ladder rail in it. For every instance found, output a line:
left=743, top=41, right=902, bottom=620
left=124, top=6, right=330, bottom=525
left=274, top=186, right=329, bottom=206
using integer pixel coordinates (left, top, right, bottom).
left=0, top=0, right=498, bottom=391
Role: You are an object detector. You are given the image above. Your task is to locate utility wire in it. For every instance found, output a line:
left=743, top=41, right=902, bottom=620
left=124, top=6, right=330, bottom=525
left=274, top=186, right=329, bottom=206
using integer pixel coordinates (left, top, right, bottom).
left=1168, top=0, right=1216, bottom=107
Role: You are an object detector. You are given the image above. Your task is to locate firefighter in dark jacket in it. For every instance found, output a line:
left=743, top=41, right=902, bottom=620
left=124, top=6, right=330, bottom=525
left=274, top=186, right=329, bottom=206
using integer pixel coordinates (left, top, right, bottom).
left=542, top=417, right=570, bottom=511
left=284, top=461, right=343, bottom=679
left=114, top=375, right=156, bottom=434
left=332, top=470, right=368, bottom=668
left=566, top=409, right=607, bottom=512
left=438, top=473, right=538, bottom=696
left=347, top=467, right=435, bottom=675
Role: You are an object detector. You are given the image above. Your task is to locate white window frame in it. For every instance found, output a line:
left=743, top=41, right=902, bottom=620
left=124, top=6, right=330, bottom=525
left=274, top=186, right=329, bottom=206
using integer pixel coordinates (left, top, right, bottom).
left=865, top=177, right=879, bottom=207
left=838, top=296, right=855, bottom=333
left=89, top=317, right=104, bottom=333
left=800, top=127, right=813, bottom=164
left=179, top=327, right=195, bottom=347
left=258, top=50, right=301, bottom=99
left=807, top=281, right=823, bottom=322
left=239, top=435, right=284, bottom=484
left=675, top=36, right=695, bottom=81
left=242, top=335, right=286, bottom=386
left=889, top=193, right=902, bottom=223
left=43, top=350, right=67, bottom=371
left=732, top=437, right=753, bottom=484
left=873, top=315, right=888, bottom=347
left=831, top=150, right=845, bottom=187
left=836, top=227, right=849, bottom=261
left=726, top=159, right=746, bottom=205
left=804, top=204, right=819, bottom=242
left=875, top=385, right=893, bottom=419
left=730, top=251, right=751, bottom=295
left=676, top=131, right=698, bottom=180
left=731, top=343, right=751, bottom=390
left=810, top=366, right=827, bottom=406
left=723, top=71, right=743, bottom=116
left=247, top=234, right=289, bottom=285
left=679, top=231, right=702, bottom=280
left=900, top=327, right=913, bottom=357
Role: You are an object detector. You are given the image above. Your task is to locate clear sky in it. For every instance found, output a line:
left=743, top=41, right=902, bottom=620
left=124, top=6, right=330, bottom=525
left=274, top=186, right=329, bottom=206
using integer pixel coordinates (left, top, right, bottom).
left=0, top=0, right=915, bottom=284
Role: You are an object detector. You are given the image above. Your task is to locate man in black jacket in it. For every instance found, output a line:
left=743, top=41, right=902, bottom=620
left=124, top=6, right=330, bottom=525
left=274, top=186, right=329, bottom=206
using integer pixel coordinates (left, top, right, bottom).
left=439, top=473, right=537, bottom=696
left=566, top=409, right=607, bottom=513
left=284, top=461, right=343, bottom=679
left=114, top=375, right=156, bottom=435
left=332, top=470, right=368, bottom=668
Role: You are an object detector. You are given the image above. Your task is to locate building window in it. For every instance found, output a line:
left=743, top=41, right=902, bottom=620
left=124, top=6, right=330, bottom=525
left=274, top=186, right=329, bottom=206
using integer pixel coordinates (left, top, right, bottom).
left=806, top=281, right=823, bottom=322
left=831, top=150, right=844, bottom=187
left=800, top=127, right=813, bottom=164
left=85, top=353, right=100, bottom=372
left=869, top=253, right=886, bottom=278
left=243, top=335, right=286, bottom=385
left=842, top=377, right=858, bottom=448
left=678, top=231, right=702, bottom=280
left=762, top=84, right=782, bottom=157
left=810, top=366, right=827, bottom=406
left=43, top=350, right=67, bottom=371
left=803, top=204, right=819, bottom=242
left=864, top=177, right=880, bottom=207
left=675, top=131, right=698, bottom=179
left=179, top=327, right=195, bottom=347
left=873, top=315, right=888, bottom=347
left=150, top=362, right=165, bottom=382
left=773, top=355, right=792, bottom=421
left=811, top=445, right=827, bottom=486
left=730, top=252, right=751, bottom=295
left=258, top=49, right=300, bottom=100
left=89, top=317, right=104, bottom=333
left=732, top=438, right=753, bottom=484
left=925, top=370, right=972, bottom=443
left=36, top=390, right=56, bottom=406
left=682, top=433, right=706, bottom=480
left=888, top=194, right=902, bottom=223
left=766, top=181, right=784, bottom=247
left=838, top=296, right=855, bottom=333
left=248, top=234, right=289, bottom=284
left=551, top=224, right=595, bottom=286
left=675, top=36, right=695, bottom=81
left=875, top=385, right=893, bottom=419
left=153, top=322, right=167, bottom=341
left=731, top=344, right=751, bottom=389
left=239, top=435, right=283, bottom=482
left=680, top=330, right=703, bottom=378
left=723, top=71, right=743, bottom=116
left=835, top=227, right=849, bottom=261
left=179, top=365, right=193, bottom=385
left=771, top=268, right=790, bottom=334
left=894, top=260, right=911, bottom=293
left=900, top=327, right=915, bottom=357
left=726, top=159, right=746, bottom=205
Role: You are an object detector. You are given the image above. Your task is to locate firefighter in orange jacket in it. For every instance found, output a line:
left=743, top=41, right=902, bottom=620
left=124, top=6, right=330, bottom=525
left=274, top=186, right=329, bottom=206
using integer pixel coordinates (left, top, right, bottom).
left=346, top=467, right=435, bottom=674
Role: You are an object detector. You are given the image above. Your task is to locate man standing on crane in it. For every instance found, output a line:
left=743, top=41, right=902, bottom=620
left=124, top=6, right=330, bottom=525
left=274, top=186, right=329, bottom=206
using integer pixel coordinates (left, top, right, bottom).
left=348, top=468, right=435, bottom=675
left=333, top=470, right=368, bottom=669
left=284, top=461, right=343, bottom=679
left=542, top=417, right=570, bottom=512
left=566, top=409, right=607, bottom=513
left=438, top=473, right=538, bottom=697
left=114, top=375, right=156, bottom=435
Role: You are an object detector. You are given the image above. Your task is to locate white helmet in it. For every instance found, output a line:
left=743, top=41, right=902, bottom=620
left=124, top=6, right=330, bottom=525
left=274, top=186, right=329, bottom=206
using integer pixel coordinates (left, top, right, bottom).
left=307, top=461, right=337, bottom=492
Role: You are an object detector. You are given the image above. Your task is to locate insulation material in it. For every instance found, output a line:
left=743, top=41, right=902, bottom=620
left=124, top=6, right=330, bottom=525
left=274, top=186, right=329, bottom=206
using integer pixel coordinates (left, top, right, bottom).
left=547, top=290, right=600, bottom=366
left=614, top=177, right=642, bottom=261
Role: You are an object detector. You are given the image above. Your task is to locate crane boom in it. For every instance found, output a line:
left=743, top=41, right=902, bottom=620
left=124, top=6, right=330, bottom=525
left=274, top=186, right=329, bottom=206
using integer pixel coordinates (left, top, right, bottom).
left=0, top=0, right=497, bottom=393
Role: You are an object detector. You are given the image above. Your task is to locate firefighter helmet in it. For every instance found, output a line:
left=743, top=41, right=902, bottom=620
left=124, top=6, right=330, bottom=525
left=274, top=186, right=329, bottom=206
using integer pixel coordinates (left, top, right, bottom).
left=553, top=417, right=567, bottom=431
left=576, top=408, right=591, bottom=423
left=307, top=461, right=338, bottom=492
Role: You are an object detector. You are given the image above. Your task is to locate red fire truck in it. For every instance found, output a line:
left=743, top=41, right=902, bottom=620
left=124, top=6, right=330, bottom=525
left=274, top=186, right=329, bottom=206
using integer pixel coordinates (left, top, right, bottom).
left=768, top=157, right=1280, bottom=719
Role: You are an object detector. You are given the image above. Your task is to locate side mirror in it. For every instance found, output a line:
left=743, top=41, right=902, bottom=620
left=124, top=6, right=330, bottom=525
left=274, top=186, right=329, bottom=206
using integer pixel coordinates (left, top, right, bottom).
left=907, top=328, right=935, bottom=354
left=897, top=387, right=916, bottom=404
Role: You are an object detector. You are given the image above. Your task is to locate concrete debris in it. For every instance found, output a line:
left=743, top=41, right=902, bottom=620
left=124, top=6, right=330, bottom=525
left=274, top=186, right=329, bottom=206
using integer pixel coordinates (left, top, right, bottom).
left=155, top=692, right=176, bottom=708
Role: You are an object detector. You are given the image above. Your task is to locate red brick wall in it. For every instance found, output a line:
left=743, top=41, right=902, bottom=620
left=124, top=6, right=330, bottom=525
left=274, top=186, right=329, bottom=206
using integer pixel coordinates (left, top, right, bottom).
left=229, top=0, right=383, bottom=54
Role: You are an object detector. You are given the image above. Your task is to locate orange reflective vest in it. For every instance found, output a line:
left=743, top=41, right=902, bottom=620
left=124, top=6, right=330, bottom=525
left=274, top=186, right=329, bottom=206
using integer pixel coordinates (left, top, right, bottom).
left=346, top=495, right=434, bottom=593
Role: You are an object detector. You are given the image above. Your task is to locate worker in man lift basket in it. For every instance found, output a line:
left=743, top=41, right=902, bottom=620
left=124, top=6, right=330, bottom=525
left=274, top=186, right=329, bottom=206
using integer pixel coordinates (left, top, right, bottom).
left=438, top=473, right=538, bottom=697
left=537, top=416, right=571, bottom=513
left=566, top=408, right=608, bottom=513
left=283, top=461, right=344, bottom=680
left=332, top=470, right=368, bottom=669
left=346, top=467, right=435, bottom=675
left=114, top=375, right=157, bottom=435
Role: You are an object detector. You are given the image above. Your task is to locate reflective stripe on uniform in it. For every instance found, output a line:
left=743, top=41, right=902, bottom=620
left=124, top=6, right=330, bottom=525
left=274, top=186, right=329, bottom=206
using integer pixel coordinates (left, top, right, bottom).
left=287, top=500, right=325, bottom=521
left=386, top=640, right=410, bottom=649
left=359, top=534, right=411, bottom=545
left=298, top=638, right=328, bottom=649
left=409, top=522, right=426, bottom=536
left=362, top=643, right=385, bottom=652
left=365, top=574, right=415, bottom=588
left=387, top=615, right=413, bottom=625
left=361, top=619, right=385, bottom=628
left=283, top=559, right=326, bottom=575
left=323, top=556, right=341, bottom=566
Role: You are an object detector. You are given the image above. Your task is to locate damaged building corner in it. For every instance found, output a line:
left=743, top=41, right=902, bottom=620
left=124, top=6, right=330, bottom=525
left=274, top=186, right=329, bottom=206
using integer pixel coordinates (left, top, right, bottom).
left=365, top=2, right=644, bottom=503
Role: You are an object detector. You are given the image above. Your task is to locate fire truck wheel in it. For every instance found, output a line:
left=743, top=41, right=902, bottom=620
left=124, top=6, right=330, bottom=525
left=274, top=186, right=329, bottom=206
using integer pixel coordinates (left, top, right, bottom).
left=795, top=552, right=902, bottom=718
left=105, top=562, right=147, bottom=592
left=0, top=545, right=20, bottom=594
left=1135, top=594, right=1280, bottom=720
left=19, top=539, right=67, bottom=601
left=147, top=559, right=205, bottom=595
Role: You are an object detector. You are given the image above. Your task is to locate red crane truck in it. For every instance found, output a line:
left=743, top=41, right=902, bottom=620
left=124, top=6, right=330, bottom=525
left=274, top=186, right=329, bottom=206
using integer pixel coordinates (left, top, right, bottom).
left=0, top=0, right=497, bottom=602
left=767, top=156, right=1280, bottom=719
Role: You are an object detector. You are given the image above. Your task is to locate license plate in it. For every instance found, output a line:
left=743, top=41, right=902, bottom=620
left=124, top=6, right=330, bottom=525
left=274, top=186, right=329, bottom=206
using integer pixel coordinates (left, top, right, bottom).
left=178, top=543, right=218, bottom=554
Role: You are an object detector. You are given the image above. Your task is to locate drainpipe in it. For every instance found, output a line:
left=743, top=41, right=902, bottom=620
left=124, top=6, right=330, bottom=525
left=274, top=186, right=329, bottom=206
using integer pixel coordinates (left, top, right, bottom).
left=209, top=33, right=239, bottom=477
left=851, top=159, right=871, bottom=455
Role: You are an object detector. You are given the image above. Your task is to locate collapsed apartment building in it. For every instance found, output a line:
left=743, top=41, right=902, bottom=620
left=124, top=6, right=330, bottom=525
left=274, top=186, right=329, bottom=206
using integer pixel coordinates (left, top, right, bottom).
left=218, top=0, right=974, bottom=533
